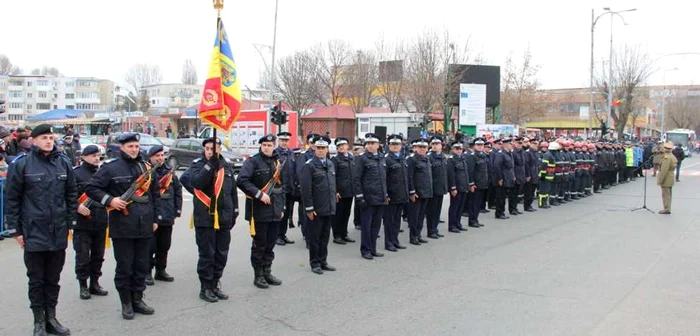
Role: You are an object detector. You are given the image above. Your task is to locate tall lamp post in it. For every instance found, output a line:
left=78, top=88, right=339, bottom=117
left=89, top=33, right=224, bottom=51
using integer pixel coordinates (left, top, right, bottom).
left=266, top=0, right=279, bottom=134
left=589, top=7, right=636, bottom=138
left=660, top=67, right=679, bottom=135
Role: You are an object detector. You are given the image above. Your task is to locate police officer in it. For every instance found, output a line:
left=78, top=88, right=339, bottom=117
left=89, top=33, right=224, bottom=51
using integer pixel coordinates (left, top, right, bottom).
left=73, top=145, right=109, bottom=300
left=426, top=135, right=448, bottom=238
left=275, top=131, right=296, bottom=246
left=237, top=134, right=285, bottom=289
left=493, top=138, right=515, bottom=219
left=446, top=141, right=473, bottom=233
left=465, top=138, right=488, bottom=227
left=354, top=133, right=388, bottom=260
left=85, top=132, right=160, bottom=320
left=6, top=124, right=77, bottom=336
left=522, top=138, right=539, bottom=212
left=330, top=137, right=357, bottom=245
left=295, top=133, right=320, bottom=243
left=512, top=137, right=526, bottom=214
left=406, top=138, right=432, bottom=245
left=383, top=134, right=409, bottom=251
left=300, top=135, right=337, bottom=274
left=352, top=141, right=365, bottom=230
left=147, top=145, right=182, bottom=284
left=180, top=137, right=238, bottom=303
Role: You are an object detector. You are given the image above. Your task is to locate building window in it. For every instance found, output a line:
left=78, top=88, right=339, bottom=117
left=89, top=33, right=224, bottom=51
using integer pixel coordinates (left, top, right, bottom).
left=36, top=103, right=51, bottom=109
left=37, top=80, right=49, bottom=86
left=27, top=81, right=33, bottom=87
left=9, top=91, right=22, bottom=98
left=66, top=105, right=75, bottom=109
left=53, top=105, right=58, bottom=109
left=65, top=93, right=75, bottom=99
left=26, top=104, right=33, bottom=110
left=76, top=92, right=99, bottom=99
left=9, top=102, right=24, bottom=108
left=38, top=91, right=47, bottom=98
left=9, top=80, right=23, bottom=86
left=65, top=81, right=75, bottom=87
left=9, top=115, right=24, bottom=121
left=76, top=103, right=97, bottom=110
left=27, top=93, right=33, bottom=98
left=0, top=93, right=4, bottom=100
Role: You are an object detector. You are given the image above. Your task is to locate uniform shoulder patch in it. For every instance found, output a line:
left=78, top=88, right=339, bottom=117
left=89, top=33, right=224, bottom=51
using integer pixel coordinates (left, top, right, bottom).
left=193, top=158, right=203, bottom=163
left=305, top=158, right=313, bottom=164
left=103, top=158, right=117, bottom=164
left=73, top=165, right=80, bottom=170
left=409, top=153, right=415, bottom=157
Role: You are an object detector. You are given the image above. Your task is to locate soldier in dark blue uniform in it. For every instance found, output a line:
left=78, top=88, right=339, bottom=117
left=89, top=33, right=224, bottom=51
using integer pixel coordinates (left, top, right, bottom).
left=72, top=145, right=109, bottom=300
left=383, top=134, right=409, bottom=251
left=85, top=133, right=160, bottom=320
left=6, top=124, right=77, bottom=336
left=180, top=137, right=238, bottom=303
left=146, top=145, right=182, bottom=285
left=352, top=141, right=365, bottom=230
left=512, top=137, right=526, bottom=215
left=493, top=138, right=515, bottom=219
left=353, top=133, right=388, bottom=260
left=426, top=136, right=448, bottom=239
left=446, top=141, right=473, bottom=233
left=275, top=131, right=296, bottom=246
left=406, top=138, right=432, bottom=245
left=330, top=137, right=357, bottom=245
left=487, top=139, right=501, bottom=210
left=521, top=138, right=539, bottom=212
left=237, top=134, right=286, bottom=289
left=295, top=133, right=319, bottom=244
left=466, top=138, right=488, bottom=227
left=299, top=136, right=337, bottom=274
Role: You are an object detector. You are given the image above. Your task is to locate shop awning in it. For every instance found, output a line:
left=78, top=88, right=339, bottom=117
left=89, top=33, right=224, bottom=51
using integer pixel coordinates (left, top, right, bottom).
left=26, top=118, right=111, bottom=125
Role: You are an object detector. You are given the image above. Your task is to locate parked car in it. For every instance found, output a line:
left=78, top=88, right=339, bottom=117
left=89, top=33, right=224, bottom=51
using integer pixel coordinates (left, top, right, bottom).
left=76, top=137, right=107, bottom=159
left=166, top=138, right=245, bottom=174
left=156, top=137, right=175, bottom=147
left=106, top=132, right=169, bottom=160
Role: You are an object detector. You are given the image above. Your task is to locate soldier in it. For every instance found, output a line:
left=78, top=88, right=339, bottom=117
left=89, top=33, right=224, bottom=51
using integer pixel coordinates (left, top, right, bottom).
left=354, top=133, right=388, bottom=260
left=551, top=141, right=565, bottom=206
left=593, top=142, right=604, bottom=192
left=537, top=141, right=555, bottom=208
left=512, top=137, right=526, bottom=214
left=330, top=137, right=357, bottom=245
left=237, top=134, right=286, bottom=289
left=522, top=138, right=539, bottom=212
left=486, top=139, right=501, bottom=210
left=465, top=138, right=488, bottom=227
left=6, top=124, right=77, bottom=336
left=383, top=134, right=409, bottom=251
left=146, top=145, right=182, bottom=285
left=573, top=142, right=585, bottom=199
left=300, top=135, right=338, bottom=274
left=275, top=131, right=296, bottom=246
left=561, top=140, right=574, bottom=201
left=426, top=135, right=448, bottom=238
left=406, top=138, right=432, bottom=245
left=180, top=137, right=238, bottom=302
left=352, top=141, right=365, bottom=230
left=481, top=141, right=494, bottom=213
left=85, top=133, right=160, bottom=319
left=657, top=142, right=677, bottom=214
left=73, top=145, right=109, bottom=300
left=493, top=138, right=516, bottom=218
left=295, top=133, right=320, bottom=244
left=446, top=141, right=473, bottom=233
left=584, top=143, right=596, bottom=196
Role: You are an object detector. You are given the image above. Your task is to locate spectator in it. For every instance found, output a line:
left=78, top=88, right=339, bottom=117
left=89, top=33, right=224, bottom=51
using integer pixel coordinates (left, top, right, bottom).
left=672, top=143, right=686, bottom=182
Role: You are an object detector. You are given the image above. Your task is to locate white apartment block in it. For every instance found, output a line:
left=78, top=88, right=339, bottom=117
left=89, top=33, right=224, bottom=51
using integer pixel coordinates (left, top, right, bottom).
left=141, top=83, right=202, bottom=114
left=0, top=75, right=114, bottom=124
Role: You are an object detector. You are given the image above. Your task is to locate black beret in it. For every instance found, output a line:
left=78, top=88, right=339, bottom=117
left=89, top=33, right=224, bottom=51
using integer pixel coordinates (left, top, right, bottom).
left=118, top=133, right=141, bottom=144
left=277, top=132, right=292, bottom=140
left=335, top=137, right=349, bottom=146
left=81, top=145, right=100, bottom=156
left=313, top=136, right=331, bottom=147
left=258, top=134, right=277, bottom=144
left=148, top=145, right=164, bottom=157
left=387, top=134, right=403, bottom=143
left=30, top=124, right=54, bottom=138
left=202, top=137, right=222, bottom=147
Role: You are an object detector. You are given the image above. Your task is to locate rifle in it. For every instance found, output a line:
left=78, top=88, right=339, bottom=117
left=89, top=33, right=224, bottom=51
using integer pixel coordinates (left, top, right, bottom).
left=261, top=159, right=285, bottom=195
left=158, top=169, right=174, bottom=195
left=77, top=192, right=95, bottom=220
left=107, top=163, right=160, bottom=216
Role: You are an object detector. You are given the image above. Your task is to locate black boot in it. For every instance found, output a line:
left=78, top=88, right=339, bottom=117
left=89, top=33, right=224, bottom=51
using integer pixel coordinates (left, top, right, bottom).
left=89, top=278, right=108, bottom=296
left=154, top=269, right=174, bottom=282
left=131, top=292, right=155, bottom=315
left=45, top=306, right=70, bottom=336
left=79, top=279, right=91, bottom=300
left=32, top=308, right=47, bottom=336
left=199, top=282, right=219, bottom=303
left=263, top=266, right=282, bottom=286
left=211, top=279, right=229, bottom=300
left=118, top=290, right=134, bottom=320
left=145, top=272, right=155, bottom=286
left=253, top=266, right=269, bottom=289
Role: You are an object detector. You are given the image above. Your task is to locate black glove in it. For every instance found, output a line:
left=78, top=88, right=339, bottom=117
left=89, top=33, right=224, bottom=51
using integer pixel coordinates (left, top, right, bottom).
left=355, top=197, right=367, bottom=209
left=207, top=157, right=220, bottom=171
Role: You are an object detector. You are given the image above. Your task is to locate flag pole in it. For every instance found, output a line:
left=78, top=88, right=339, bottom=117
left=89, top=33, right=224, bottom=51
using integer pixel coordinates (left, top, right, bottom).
left=210, top=0, right=224, bottom=217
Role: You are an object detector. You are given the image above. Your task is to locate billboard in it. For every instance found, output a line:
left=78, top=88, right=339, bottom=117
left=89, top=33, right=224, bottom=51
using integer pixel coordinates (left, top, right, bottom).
left=475, top=124, right=519, bottom=138
left=459, top=84, right=487, bottom=126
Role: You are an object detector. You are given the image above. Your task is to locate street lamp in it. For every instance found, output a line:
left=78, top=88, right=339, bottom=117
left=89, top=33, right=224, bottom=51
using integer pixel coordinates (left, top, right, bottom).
left=660, top=67, right=679, bottom=134
left=268, top=0, right=279, bottom=134
left=589, top=7, right=636, bottom=139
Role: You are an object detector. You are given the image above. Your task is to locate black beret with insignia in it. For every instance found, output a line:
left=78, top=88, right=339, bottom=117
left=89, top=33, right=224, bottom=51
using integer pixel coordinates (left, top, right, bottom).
left=118, top=133, right=141, bottom=144
left=148, top=145, right=164, bottom=157
left=30, top=124, right=54, bottom=138
left=81, top=145, right=100, bottom=156
left=259, top=134, right=277, bottom=144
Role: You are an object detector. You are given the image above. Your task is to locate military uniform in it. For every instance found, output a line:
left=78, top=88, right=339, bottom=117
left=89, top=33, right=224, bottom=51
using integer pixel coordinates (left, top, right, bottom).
left=85, top=133, right=161, bottom=319
left=446, top=141, right=472, bottom=233
left=294, top=134, right=319, bottom=242
left=383, top=134, right=409, bottom=251
left=275, top=132, right=296, bottom=245
left=180, top=137, right=238, bottom=303
left=426, top=136, right=448, bottom=238
left=465, top=138, right=489, bottom=227
left=353, top=133, right=388, bottom=259
left=522, top=140, right=539, bottom=211
left=657, top=143, right=677, bottom=214
left=406, top=138, right=433, bottom=245
left=512, top=140, right=526, bottom=213
left=5, top=124, right=77, bottom=336
left=493, top=139, right=515, bottom=218
left=330, top=137, right=357, bottom=244
left=72, top=145, right=109, bottom=300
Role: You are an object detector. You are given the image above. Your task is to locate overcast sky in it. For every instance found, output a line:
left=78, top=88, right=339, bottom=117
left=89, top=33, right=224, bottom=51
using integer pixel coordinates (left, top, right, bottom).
left=2, top=0, right=698, bottom=90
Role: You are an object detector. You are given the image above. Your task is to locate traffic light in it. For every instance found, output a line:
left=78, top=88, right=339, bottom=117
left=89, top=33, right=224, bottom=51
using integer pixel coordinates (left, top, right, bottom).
left=0, top=99, right=5, bottom=114
left=270, top=101, right=288, bottom=125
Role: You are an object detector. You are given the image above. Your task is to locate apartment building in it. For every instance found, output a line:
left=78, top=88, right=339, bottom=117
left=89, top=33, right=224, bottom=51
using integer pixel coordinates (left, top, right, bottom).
left=0, top=75, right=114, bottom=124
left=141, top=83, right=202, bottom=114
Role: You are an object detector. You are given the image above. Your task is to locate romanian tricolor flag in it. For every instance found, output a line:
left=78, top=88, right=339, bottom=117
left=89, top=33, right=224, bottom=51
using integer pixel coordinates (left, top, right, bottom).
left=612, top=99, right=624, bottom=107
left=199, top=18, right=242, bottom=131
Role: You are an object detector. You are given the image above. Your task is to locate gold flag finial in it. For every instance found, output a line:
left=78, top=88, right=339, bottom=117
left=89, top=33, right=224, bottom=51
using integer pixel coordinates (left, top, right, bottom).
left=213, top=0, right=224, bottom=12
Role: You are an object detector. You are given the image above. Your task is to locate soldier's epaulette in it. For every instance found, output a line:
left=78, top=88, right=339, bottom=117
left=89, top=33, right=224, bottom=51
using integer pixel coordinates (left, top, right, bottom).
left=384, top=153, right=390, bottom=158
left=73, top=165, right=80, bottom=170
left=102, top=158, right=118, bottom=164
left=409, top=153, right=415, bottom=157
left=193, top=158, right=203, bottom=163
left=305, top=158, right=313, bottom=164
left=11, top=152, right=26, bottom=164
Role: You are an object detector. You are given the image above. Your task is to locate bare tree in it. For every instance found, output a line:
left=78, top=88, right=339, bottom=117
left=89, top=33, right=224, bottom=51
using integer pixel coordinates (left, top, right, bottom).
left=597, top=45, right=654, bottom=139
left=500, top=47, right=547, bottom=124
left=124, top=64, right=163, bottom=94
left=665, top=96, right=700, bottom=131
left=375, top=37, right=407, bottom=112
left=181, top=59, right=198, bottom=84
left=311, top=40, right=352, bottom=106
left=340, top=50, right=379, bottom=115
left=30, top=68, right=41, bottom=75
left=42, top=66, right=61, bottom=76
left=0, top=54, right=22, bottom=75
left=275, top=51, right=319, bottom=135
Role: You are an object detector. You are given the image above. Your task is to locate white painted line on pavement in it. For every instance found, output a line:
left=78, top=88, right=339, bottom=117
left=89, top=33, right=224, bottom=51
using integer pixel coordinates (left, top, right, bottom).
left=680, top=161, right=700, bottom=171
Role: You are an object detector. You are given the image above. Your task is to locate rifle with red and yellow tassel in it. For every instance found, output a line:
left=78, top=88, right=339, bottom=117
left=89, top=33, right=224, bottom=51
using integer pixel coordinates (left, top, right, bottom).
left=248, top=159, right=285, bottom=237
left=106, top=164, right=159, bottom=215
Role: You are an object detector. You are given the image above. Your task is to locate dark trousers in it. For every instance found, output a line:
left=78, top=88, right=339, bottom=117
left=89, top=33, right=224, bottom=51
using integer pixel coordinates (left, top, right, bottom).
left=487, top=186, right=496, bottom=208
left=112, top=238, right=151, bottom=292
left=332, top=197, right=353, bottom=239
left=408, top=198, right=429, bottom=239
left=468, top=189, right=485, bottom=224
left=354, top=201, right=361, bottom=227
left=308, top=215, right=331, bottom=268
left=360, top=205, right=384, bottom=255
left=278, top=193, right=295, bottom=239
left=508, top=186, right=518, bottom=213
left=25, top=250, right=66, bottom=309
left=448, top=192, right=467, bottom=230
left=559, top=176, right=568, bottom=199
left=297, top=199, right=308, bottom=238
left=523, top=182, right=536, bottom=209
left=553, top=177, right=562, bottom=200
left=426, top=196, right=444, bottom=235
left=150, top=225, right=173, bottom=271
left=494, top=186, right=507, bottom=216
left=73, top=229, right=106, bottom=281
left=251, top=221, right=278, bottom=267
left=194, top=227, right=232, bottom=284
left=402, top=203, right=409, bottom=220
left=383, top=203, right=403, bottom=249
left=538, top=179, right=552, bottom=206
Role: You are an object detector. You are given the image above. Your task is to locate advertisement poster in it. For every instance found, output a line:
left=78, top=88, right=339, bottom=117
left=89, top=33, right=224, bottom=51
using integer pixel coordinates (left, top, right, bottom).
left=476, top=124, right=519, bottom=138
left=229, top=121, right=265, bottom=149
left=459, top=83, right=487, bottom=126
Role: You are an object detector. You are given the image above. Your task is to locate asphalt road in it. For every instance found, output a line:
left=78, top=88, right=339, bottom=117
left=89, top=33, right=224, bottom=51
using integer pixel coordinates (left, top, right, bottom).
left=1, top=156, right=700, bottom=335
